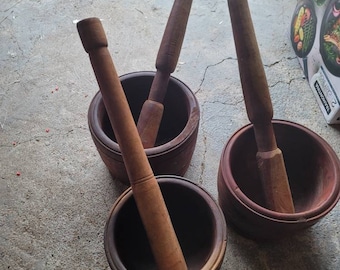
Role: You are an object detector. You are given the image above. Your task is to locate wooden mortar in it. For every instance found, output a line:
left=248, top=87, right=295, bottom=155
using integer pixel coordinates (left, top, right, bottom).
left=217, top=120, right=340, bottom=240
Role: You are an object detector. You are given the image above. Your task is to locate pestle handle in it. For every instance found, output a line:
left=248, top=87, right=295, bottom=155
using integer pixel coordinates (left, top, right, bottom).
left=137, top=0, right=193, bottom=148
left=154, top=0, right=193, bottom=78
left=227, top=0, right=274, bottom=150
left=227, top=0, right=295, bottom=213
left=77, top=18, right=187, bottom=270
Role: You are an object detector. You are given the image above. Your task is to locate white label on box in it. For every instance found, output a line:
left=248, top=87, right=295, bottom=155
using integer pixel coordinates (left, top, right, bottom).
left=310, top=66, right=340, bottom=124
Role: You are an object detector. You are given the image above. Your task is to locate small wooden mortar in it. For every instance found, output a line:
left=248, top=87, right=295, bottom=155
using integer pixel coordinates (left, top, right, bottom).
left=88, top=71, right=200, bottom=185
left=105, top=176, right=227, bottom=269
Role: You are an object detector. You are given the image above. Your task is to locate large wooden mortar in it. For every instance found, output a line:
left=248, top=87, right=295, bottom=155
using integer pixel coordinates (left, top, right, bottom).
left=217, top=120, right=340, bottom=240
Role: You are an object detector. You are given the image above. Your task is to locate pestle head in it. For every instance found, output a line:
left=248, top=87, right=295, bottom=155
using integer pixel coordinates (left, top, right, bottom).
left=77, top=17, right=108, bottom=53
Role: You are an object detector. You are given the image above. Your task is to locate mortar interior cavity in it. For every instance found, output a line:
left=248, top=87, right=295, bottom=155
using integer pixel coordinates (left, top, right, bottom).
left=110, top=181, right=216, bottom=269
left=101, top=74, right=189, bottom=147
left=229, top=122, right=336, bottom=213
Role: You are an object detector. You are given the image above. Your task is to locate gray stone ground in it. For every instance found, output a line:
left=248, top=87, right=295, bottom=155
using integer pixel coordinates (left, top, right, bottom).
left=1, top=0, right=339, bottom=269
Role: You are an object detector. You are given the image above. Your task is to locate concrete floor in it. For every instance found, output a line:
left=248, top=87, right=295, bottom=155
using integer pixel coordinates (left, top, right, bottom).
left=1, top=0, right=340, bottom=269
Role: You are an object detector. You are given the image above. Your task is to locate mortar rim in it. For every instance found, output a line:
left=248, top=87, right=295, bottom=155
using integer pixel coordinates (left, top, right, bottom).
left=88, top=71, right=200, bottom=158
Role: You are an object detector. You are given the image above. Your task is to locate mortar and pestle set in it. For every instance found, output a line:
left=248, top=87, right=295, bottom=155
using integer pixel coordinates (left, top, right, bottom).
left=78, top=0, right=227, bottom=269
left=217, top=0, right=340, bottom=241
left=77, top=0, right=340, bottom=268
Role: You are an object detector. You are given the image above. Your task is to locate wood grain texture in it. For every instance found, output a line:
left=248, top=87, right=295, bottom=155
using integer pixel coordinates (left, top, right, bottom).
left=77, top=17, right=187, bottom=269
left=137, top=0, right=193, bottom=148
left=227, top=0, right=295, bottom=213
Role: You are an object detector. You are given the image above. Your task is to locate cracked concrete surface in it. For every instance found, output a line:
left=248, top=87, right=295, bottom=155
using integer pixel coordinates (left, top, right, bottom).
left=1, top=0, right=340, bottom=269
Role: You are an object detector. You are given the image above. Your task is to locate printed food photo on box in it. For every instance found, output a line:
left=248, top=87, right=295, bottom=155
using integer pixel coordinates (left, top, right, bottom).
left=320, top=0, right=340, bottom=77
left=291, top=0, right=340, bottom=124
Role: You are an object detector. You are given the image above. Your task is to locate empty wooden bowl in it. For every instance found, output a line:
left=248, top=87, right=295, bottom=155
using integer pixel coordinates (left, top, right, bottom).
left=104, top=175, right=227, bottom=269
left=218, top=120, right=340, bottom=240
left=88, top=71, right=200, bottom=185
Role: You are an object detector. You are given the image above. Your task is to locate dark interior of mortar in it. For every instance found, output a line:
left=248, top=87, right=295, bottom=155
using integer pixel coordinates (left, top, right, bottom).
left=110, top=182, right=216, bottom=269
left=229, top=123, right=335, bottom=212
left=101, top=75, right=188, bottom=146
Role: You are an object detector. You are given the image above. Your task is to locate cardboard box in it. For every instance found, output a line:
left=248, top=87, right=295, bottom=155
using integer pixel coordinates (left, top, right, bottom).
left=290, top=0, right=340, bottom=124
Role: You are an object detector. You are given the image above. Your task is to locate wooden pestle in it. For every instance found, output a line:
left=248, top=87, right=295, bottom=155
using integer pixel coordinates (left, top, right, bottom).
left=227, top=0, right=295, bottom=213
left=77, top=18, right=187, bottom=269
left=137, top=0, right=193, bottom=148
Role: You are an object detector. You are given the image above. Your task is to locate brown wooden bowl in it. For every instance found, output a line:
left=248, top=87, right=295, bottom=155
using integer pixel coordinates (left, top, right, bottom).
left=104, top=175, right=227, bottom=269
left=88, top=71, right=200, bottom=185
left=217, top=120, right=340, bottom=240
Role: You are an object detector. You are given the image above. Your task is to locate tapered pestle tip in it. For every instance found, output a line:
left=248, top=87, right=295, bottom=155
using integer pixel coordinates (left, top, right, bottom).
left=77, top=17, right=108, bottom=53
